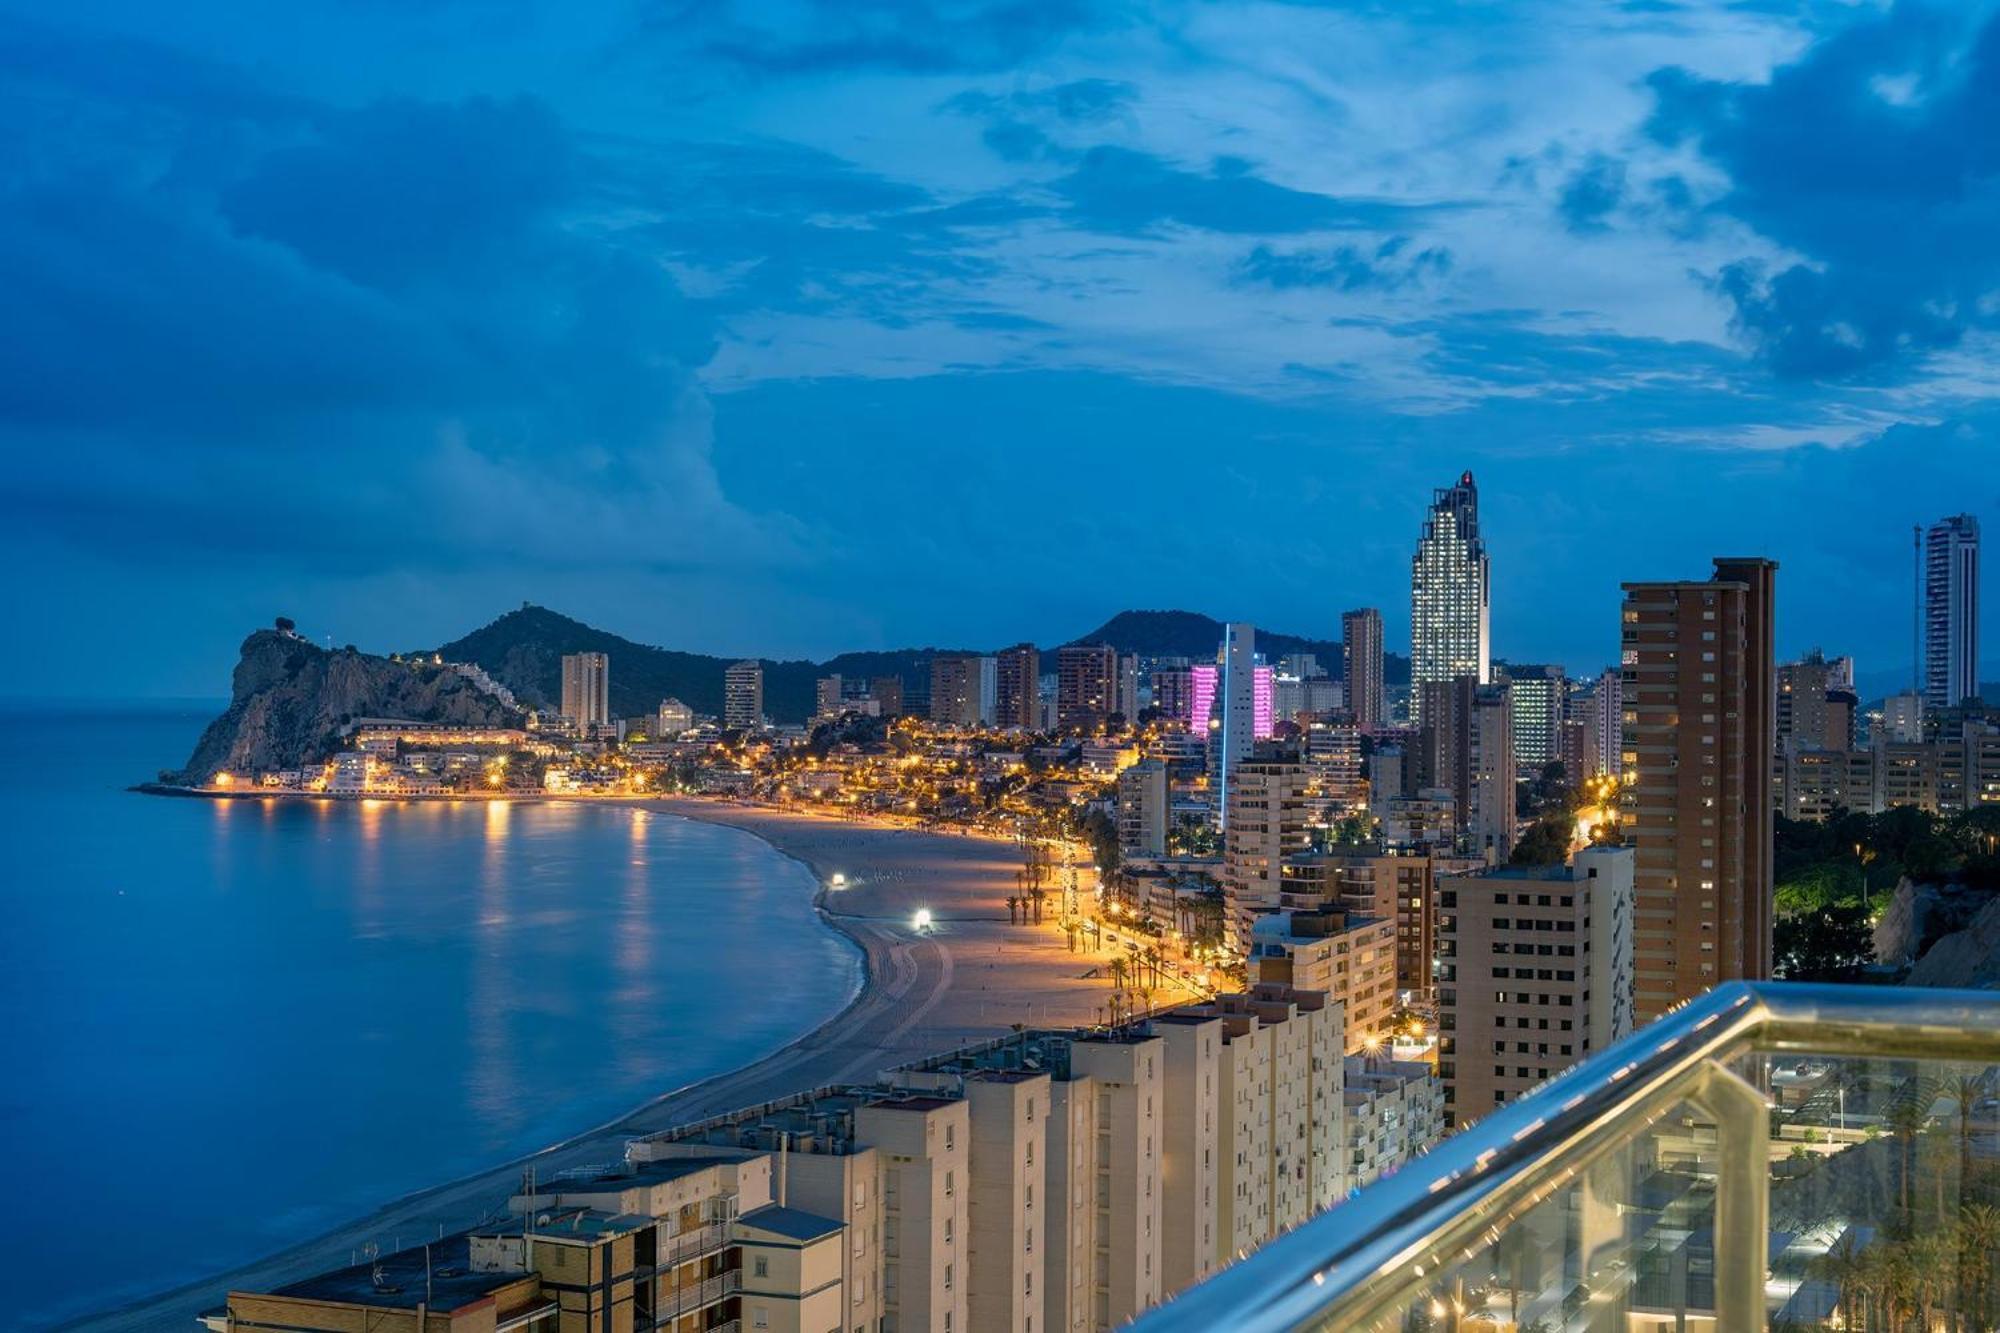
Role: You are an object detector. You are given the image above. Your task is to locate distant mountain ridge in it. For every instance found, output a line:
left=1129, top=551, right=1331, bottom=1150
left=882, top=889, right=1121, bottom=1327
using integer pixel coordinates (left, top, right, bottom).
left=430, top=604, right=1408, bottom=725
left=172, top=604, right=1410, bottom=773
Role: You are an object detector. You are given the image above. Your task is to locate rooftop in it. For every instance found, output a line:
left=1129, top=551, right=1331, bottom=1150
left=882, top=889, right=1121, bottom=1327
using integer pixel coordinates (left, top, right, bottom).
left=735, top=1204, right=844, bottom=1244
left=267, top=1235, right=527, bottom=1312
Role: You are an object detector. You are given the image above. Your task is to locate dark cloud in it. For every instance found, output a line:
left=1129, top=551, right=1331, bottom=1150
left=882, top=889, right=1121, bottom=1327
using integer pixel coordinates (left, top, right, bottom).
left=0, top=40, right=784, bottom=578
left=1054, top=146, right=1447, bottom=236
left=682, top=0, right=1116, bottom=75
left=1557, top=153, right=1626, bottom=232
left=1234, top=237, right=1452, bottom=292
left=1646, top=4, right=2000, bottom=377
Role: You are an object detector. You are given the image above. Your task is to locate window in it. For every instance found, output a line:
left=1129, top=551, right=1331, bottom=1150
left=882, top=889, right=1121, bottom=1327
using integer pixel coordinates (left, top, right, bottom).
left=945, top=1169, right=955, bottom=1197
left=754, top=1255, right=769, bottom=1278
left=945, top=1124, right=955, bottom=1150
left=753, top=1307, right=769, bottom=1330
left=945, top=1262, right=954, bottom=1291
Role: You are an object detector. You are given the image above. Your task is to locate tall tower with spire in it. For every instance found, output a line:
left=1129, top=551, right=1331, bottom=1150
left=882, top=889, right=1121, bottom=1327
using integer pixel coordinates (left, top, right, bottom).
left=1409, top=470, right=1491, bottom=726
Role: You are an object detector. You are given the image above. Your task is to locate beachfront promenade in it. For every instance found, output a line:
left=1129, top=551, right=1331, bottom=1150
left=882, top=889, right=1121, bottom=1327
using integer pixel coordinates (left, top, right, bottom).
left=70, top=798, right=1191, bottom=1332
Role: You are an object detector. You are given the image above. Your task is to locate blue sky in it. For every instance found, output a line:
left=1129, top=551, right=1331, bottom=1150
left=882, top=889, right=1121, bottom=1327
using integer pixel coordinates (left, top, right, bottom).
left=2, top=0, right=1996, bottom=696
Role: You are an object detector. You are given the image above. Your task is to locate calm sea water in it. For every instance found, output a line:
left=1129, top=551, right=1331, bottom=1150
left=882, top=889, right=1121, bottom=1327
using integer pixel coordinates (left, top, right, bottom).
left=0, top=704, right=862, bottom=1329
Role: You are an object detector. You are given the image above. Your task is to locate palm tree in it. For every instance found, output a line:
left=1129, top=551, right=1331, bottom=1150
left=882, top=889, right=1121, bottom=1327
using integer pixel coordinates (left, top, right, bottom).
left=1808, top=1233, right=1866, bottom=1333
left=1108, top=956, right=1130, bottom=992
left=1887, top=1098, right=1932, bottom=1233
left=1910, top=1231, right=1951, bottom=1333
left=1030, top=885, right=1047, bottom=923
left=1958, top=1204, right=2000, bottom=1333
left=1950, top=1070, right=1987, bottom=1209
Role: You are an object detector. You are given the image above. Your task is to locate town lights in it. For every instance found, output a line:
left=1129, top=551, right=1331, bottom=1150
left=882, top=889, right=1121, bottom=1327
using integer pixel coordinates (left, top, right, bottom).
left=830, top=873, right=846, bottom=889
left=912, top=909, right=933, bottom=932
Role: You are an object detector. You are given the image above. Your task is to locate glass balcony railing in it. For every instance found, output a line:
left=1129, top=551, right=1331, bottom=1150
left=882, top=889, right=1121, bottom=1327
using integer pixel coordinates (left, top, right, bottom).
left=1137, top=981, right=2000, bottom=1332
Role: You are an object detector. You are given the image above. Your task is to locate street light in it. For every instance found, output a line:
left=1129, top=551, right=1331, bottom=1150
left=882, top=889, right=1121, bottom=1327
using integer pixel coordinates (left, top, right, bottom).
left=913, top=909, right=933, bottom=933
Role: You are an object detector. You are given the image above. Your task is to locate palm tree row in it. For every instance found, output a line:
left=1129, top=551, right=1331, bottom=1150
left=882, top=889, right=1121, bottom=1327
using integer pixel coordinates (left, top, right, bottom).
left=1806, top=1204, right=2000, bottom=1331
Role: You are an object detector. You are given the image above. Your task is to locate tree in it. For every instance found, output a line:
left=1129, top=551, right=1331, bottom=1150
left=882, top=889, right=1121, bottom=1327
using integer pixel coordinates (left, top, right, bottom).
left=1508, top=816, right=1571, bottom=867
left=1808, top=1233, right=1866, bottom=1333
left=1886, top=1097, right=1932, bottom=1233
left=1772, top=902, right=1875, bottom=982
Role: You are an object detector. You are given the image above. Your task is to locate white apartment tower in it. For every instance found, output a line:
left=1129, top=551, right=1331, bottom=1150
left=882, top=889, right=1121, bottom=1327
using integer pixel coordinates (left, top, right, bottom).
left=1926, top=513, right=1981, bottom=711
left=560, top=651, right=610, bottom=728
left=724, top=660, right=764, bottom=730
left=1409, top=472, right=1491, bottom=727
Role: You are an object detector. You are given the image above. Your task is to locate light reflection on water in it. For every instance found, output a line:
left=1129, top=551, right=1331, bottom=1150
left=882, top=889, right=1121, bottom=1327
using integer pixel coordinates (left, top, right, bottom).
left=0, top=708, right=862, bottom=1329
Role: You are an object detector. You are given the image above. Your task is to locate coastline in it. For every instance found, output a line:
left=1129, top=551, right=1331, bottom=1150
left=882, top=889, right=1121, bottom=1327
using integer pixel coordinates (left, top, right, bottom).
left=66, top=797, right=1168, bottom=1331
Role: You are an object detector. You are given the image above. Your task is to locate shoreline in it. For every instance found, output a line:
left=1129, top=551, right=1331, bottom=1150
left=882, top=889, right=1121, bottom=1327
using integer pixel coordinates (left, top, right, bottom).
left=66, top=797, right=1165, bottom=1331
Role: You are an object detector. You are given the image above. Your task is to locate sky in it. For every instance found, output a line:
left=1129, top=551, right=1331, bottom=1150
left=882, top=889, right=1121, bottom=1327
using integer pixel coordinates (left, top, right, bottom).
left=2, top=0, right=1997, bottom=698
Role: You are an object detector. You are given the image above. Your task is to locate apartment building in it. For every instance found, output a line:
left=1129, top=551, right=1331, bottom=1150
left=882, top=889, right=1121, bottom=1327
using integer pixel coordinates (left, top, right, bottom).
left=1343, top=1055, right=1446, bottom=1191
left=1245, top=909, right=1396, bottom=1052
left=1620, top=558, right=1776, bottom=1022
left=1436, top=845, right=1636, bottom=1128
left=1222, top=746, right=1310, bottom=951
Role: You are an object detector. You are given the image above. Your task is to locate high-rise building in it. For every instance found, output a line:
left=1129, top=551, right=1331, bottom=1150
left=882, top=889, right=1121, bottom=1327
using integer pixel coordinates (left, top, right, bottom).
left=1116, top=653, right=1140, bottom=723
left=1882, top=691, right=1924, bottom=743
left=1591, top=667, right=1622, bottom=779
left=1117, top=758, right=1170, bottom=859
left=1056, top=644, right=1118, bottom=730
left=560, top=651, right=610, bottom=728
left=814, top=674, right=844, bottom=720
left=1436, top=845, right=1635, bottom=1127
left=929, top=655, right=984, bottom=727
left=860, top=675, right=900, bottom=717
left=1926, top=514, right=1981, bottom=711
left=1342, top=608, right=1386, bottom=728
left=1152, top=667, right=1194, bottom=724
left=1778, top=650, right=1855, bottom=753
left=1504, top=664, right=1566, bottom=772
left=723, top=660, right=764, bottom=730
left=1619, top=557, right=1776, bottom=1023
left=1222, top=745, right=1310, bottom=950
left=1409, top=472, right=1491, bottom=727
left=1211, top=624, right=1258, bottom=817
left=1417, top=676, right=1516, bottom=861
left=994, top=643, right=1039, bottom=730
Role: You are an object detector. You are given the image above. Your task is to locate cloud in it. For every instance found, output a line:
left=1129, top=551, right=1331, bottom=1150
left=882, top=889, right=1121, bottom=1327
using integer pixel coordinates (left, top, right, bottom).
left=1558, top=153, right=1627, bottom=232
left=0, top=43, right=794, bottom=578
left=1234, top=237, right=1452, bottom=292
left=1645, top=4, right=2000, bottom=378
left=1053, top=146, right=1448, bottom=236
left=682, top=0, right=1117, bottom=75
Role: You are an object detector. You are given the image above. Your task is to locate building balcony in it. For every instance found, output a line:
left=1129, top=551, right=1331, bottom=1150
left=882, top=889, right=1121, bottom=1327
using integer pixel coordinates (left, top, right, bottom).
left=1136, top=981, right=2000, bottom=1331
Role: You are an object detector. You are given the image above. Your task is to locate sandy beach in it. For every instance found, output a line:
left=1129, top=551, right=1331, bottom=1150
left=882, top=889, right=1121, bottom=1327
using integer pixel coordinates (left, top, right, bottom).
left=68, top=797, right=1190, bottom=1331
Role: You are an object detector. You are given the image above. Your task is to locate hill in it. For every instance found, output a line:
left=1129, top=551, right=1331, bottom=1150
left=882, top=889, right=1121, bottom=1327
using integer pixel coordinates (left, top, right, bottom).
left=172, top=628, right=522, bottom=782
left=1063, top=609, right=1410, bottom=683
left=426, top=605, right=983, bottom=724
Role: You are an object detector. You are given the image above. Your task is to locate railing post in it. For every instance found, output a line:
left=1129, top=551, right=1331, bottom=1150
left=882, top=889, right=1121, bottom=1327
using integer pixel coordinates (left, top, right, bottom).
left=1689, top=1060, right=1769, bottom=1331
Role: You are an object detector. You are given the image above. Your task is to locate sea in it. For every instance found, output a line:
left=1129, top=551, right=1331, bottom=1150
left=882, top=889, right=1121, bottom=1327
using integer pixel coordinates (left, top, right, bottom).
left=0, top=702, right=863, bottom=1329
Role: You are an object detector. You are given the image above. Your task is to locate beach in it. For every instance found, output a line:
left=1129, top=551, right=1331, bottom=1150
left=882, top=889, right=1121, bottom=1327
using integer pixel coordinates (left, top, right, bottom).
left=68, top=797, right=1190, bottom=1331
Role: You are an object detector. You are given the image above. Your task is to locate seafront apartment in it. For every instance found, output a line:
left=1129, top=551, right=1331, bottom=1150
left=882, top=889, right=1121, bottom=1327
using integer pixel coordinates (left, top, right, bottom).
left=202, top=984, right=1442, bottom=1333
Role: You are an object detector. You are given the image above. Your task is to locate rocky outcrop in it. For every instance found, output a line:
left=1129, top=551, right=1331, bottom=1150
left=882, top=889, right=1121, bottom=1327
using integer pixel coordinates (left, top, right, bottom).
left=169, top=629, right=522, bottom=783
left=1873, top=879, right=1924, bottom=968
left=1907, top=893, right=2000, bottom=990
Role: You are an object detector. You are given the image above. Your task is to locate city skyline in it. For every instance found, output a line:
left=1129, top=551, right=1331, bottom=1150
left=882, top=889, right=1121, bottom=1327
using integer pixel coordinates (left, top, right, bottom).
left=5, top=2, right=2000, bottom=698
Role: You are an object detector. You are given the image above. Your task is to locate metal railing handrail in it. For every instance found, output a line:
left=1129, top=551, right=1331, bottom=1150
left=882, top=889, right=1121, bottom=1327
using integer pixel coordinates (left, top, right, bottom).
left=1132, top=980, right=2000, bottom=1332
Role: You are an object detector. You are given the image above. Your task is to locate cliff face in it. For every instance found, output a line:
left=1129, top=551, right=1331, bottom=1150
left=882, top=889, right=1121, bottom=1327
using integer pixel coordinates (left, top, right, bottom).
left=172, top=630, right=521, bottom=783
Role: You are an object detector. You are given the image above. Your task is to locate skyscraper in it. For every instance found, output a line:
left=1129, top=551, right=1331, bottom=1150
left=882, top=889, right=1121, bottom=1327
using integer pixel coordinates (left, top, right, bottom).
left=560, top=651, right=609, bottom=728
left=1409, top=472, right=1491, bottom=727
left=1341, top=608, right=1385, bottom=728
left=994, top=643, right=1039, bottom=730
left=723, top=660, right=764, bottom=730
left=1503, top=664, right=1565, bottom=772
left=1925, top=514, right=1981, bottom=711
left=1417, top=675, right=1515, bottom=861
left=1056, top=644, right=1118, bottom=729
left=1619, top=557, right=1776, bottom=1023
left=1212, top=623, right=1257, bottom=818
left=930, top=655, right=983, bottom=727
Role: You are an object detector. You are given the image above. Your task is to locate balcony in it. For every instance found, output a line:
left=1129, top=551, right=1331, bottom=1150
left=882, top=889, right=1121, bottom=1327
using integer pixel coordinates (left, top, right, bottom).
left=1137, top=982, right=2000, bottom=1331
